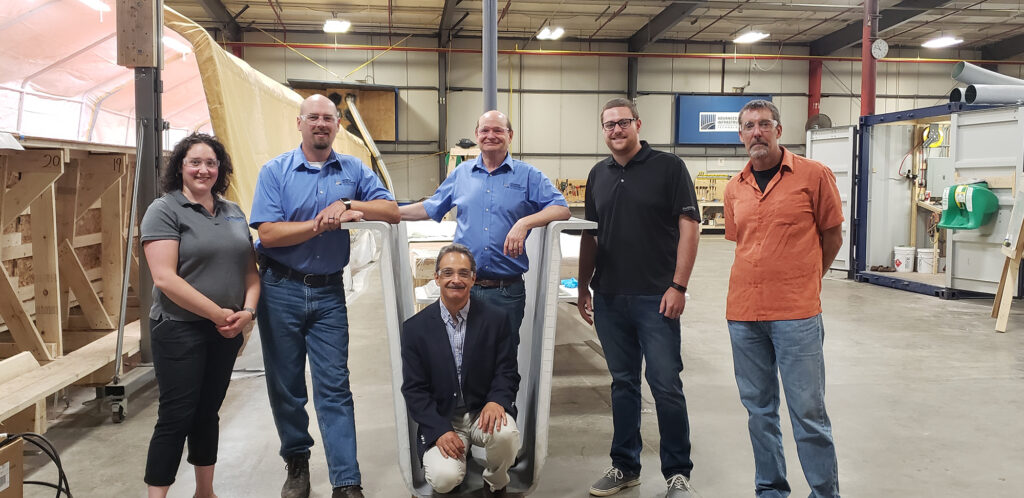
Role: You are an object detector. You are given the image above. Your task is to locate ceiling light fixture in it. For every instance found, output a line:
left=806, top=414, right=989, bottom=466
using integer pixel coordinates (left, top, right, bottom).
left=734, top=31, right=769, bottom=44
left=922, top=35, right=963, bottom=48
left=323, top=19, right=352, bottom=33
left=537, top=26, right=564, bottom=40
left=78, top=0, right=111, bottom=12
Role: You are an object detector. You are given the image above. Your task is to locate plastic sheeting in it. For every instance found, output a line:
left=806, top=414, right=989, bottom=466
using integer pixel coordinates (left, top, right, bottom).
left=164, top=8, right=373, bottom=214
left=0, top=2, right=375, bottom=216
left=0, top=1, right=210, bottom=146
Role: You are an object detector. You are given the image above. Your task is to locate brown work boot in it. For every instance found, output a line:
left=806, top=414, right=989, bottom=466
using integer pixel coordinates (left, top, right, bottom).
left=281, top=454, right=310, bottom=498
left=332, top=485, right=364, bottom=498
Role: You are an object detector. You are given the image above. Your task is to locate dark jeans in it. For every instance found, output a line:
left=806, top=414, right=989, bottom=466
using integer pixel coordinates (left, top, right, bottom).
left=145, top=318, right=242, bottom=486
left=471, top=279, right=526, bottom=348
left=593, top=292, right=693, bottom=479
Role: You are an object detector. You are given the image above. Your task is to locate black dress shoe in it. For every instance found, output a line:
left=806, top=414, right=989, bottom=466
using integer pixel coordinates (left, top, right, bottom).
left=332, top=485, right=365, bottom=498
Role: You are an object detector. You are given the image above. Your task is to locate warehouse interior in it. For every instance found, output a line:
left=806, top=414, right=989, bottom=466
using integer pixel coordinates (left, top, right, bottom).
left=2, top=0, right=1024, bottom=497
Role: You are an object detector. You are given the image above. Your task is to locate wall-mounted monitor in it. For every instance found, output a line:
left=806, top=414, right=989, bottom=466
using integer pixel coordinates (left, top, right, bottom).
left=675, top=95, right=773, bottom=145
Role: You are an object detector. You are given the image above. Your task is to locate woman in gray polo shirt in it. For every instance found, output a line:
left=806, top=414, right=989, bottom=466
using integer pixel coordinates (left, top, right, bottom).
left=140, top=133, right=259, bottom=498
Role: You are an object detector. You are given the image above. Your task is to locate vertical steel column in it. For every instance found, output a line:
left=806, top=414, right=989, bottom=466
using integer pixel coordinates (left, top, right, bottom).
left=809, top=60, right=822, bottom=118
left=860, top=0, right=878, bottom=116
left=438, top=51, right=449, bottom=182
left=627, top=57, right=638, bottom=101
left=482, top=0, right=498, bottom=111
left=134, top=66, right=162, bottom=363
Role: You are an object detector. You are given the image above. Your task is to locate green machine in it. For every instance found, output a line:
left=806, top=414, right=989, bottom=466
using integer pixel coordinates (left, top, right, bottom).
left=937, top=181, right=1000, bottom=230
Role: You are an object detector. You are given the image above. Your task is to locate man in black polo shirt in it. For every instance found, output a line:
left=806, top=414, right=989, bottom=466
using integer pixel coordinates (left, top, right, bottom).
left=577, top=98, right=701, bottom=498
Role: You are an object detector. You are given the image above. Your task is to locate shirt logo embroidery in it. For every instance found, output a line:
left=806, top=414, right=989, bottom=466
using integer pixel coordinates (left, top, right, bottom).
left=224, top=216, right=247, bottom=223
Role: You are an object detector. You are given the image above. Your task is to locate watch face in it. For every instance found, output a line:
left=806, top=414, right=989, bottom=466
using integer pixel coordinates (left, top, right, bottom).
left=871, top=39, right=888, bottom=59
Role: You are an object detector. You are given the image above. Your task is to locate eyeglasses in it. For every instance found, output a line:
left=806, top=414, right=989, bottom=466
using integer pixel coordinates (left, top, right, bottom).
left=602, top=118, right=636, bottom=131
left=477, top=126, right=509, bottom=136
left=184, top=158, right=219, bottom=168
left=740, top=119, right=778, bottom=133
left=438, top=268, right=474, bottom=278
left=300, top=114, right=338, bottom=124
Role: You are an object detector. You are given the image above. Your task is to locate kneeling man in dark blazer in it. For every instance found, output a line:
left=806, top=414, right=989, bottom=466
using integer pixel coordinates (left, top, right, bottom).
left=401, top=243, right=521, bottom=495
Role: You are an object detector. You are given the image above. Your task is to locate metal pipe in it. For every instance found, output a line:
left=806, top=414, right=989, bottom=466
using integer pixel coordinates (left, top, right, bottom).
left=482, top=0, right=498, bottom=111
left=860, top=0, right=878, bottom=117
left=964, top=84, right=1024, bottom=105
left=345, top=94, right=395, bottom=191
left=808, top=60, right=822, bottom=118
left=949, top=87, right=965, bottom=102
left=952, top=61, right=1024, bottom=86
left=115, top=125, right=145, bottom=382
left=222, top=40, right=1024, bottom=65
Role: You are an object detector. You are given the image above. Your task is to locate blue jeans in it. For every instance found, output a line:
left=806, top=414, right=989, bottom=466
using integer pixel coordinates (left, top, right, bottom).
left=727, top=315, right=839, bottom=498
left=471, top=279, right=526, bottom=348
left=592, top=293, right=693, bottom=479
left=257, top=267, right=360, bottom=487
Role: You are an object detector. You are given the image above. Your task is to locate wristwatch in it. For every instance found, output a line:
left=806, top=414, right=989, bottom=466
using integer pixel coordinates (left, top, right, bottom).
left=669, top=282, right=687, bottom=294
left=243, top=307, right=257, bottom=320
left=340, top=198, right=352, bottom=211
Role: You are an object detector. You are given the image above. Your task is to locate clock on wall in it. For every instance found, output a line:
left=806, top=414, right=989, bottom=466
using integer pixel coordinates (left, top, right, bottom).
left=871, top=38, right=889, bottom=59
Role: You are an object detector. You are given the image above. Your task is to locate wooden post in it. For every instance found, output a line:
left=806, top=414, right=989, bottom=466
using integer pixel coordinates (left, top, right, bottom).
left=30, top=185, right=62, bottom=356
left=101, top=179, right=124, bottom=317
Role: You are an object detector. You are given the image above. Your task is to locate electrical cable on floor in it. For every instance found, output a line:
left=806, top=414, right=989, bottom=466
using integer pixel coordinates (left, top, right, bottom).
left=1, top=432, right=73, bottom=497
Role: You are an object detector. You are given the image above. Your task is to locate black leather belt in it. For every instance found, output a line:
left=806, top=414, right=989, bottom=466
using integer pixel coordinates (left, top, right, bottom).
left=258, top=255, right=342, bottom=288
left=474, top=275, right=523, bottom=289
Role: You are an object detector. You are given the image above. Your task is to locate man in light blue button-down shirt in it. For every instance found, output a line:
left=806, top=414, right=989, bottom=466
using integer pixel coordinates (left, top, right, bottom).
left=400, top=110, right=570, bottom=343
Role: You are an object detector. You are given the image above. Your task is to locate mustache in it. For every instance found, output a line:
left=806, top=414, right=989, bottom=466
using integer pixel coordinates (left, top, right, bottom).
left=445, top=283, right=467, bottom=289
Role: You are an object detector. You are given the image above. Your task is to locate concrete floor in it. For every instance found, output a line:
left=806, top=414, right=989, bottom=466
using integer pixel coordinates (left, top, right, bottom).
left=23, top=238, right=1024, bottom=497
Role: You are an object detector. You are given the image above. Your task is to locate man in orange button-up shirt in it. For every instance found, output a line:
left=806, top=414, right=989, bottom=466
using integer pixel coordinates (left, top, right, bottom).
left=723, top=100, right=843, bottom=498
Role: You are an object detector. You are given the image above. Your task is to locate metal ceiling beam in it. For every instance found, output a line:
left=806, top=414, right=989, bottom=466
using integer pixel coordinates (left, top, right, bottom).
left=439, top=0, right=460, bottom=47
left=628, top=2, right=703, bottom=52
left=980, top=33, right=1024, bottom=60
left=809, top=0, right=952, bottom=55
left=197, top=0, right=242, bottom=41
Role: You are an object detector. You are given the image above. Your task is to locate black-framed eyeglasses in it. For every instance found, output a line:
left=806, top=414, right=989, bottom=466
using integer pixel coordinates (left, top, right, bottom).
left=602, top=118, right=636, bottom=131
left=438, top=268, right=474, bottom=278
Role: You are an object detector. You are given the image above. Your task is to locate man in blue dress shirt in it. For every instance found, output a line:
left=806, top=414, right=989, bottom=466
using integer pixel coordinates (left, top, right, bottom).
left=250, top=94, right=399, bottom=498
left=399, top=110, right=570, bottom=341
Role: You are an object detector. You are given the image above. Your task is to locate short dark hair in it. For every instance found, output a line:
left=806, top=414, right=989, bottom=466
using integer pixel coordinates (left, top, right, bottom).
left=161, top=133, right=234, bottom=196
left=601, top=98, right=639, bottom=121
left=738, top=99, right=781, bottom=123
left=435, top=243, right=477, bottom=274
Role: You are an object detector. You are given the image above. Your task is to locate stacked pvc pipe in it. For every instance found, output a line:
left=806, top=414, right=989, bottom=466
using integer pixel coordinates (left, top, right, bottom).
left=951, top=61, right=1024, bottom=105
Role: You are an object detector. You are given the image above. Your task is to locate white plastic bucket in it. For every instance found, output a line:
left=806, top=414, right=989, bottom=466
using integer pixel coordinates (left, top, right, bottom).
left=894, top=246, right=916, bottom=272
left=917, top=248, right=937, bottom=273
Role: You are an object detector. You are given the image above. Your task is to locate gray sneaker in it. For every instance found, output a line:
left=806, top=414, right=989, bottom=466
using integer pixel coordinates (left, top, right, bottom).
left=665, top=474, right=694, bottom=498
left=589, top=466, right=641, bottom=496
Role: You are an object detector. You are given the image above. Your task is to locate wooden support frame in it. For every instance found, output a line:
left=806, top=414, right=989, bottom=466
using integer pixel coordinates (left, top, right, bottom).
left=0, top=352, right=45, bottom=434
left=58, top=239, right=114, bottom=330
left=30, top=185, right=62, bottom=355
left=101, top=179, right=124, bottom=317
left=0, top=138, right=141, bottom=435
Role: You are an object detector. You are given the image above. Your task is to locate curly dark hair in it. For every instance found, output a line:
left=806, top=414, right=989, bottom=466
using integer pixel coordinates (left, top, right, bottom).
left=160, top=133, right=233, bottom=196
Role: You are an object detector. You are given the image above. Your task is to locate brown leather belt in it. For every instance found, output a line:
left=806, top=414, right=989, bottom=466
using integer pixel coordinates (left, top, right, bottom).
left=474, top=275, right=523, bottom=289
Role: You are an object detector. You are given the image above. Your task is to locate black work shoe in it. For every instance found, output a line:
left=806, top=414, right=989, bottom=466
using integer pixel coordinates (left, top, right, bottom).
left=332, top=485, right=365, bottom=498
left=281, top=454, right=310, bottom=498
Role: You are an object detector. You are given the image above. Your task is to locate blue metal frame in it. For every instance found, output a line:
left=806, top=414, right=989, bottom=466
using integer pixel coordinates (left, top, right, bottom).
left=853, top=103, right=992, bottom=298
